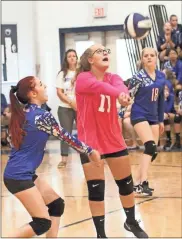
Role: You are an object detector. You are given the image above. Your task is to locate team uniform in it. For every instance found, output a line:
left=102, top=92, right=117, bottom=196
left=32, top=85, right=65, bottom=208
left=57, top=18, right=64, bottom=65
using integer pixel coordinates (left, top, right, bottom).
left=164, top=60, right=182, bottom=85
left=4, top=104, right=92, bottom=194
left=75, top=71, right=149, bottom=238
left=128, top=69, right=165, bottom=196
left=129, top=69, right=165, bottom=125
left=163, top=93, right=176, bottom=150
left=164, top=94, right=176, bottom=114
left=75, top=71, right=128, bottom=160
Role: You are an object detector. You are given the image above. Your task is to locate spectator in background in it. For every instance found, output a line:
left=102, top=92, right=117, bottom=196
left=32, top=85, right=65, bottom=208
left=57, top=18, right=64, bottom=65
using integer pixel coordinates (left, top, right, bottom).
left=169, top=15, right=182, bottom=51
left=169, top=15, right=182, bottom=36
left=163, top=85, right=176, bottom=150
left=163, top=49, right=182, bottom=86
left=157, top=22, right=177, bottom=63
left=56, top=49, right=78, bottom=168
left=163, top=68, right=176, bottom=95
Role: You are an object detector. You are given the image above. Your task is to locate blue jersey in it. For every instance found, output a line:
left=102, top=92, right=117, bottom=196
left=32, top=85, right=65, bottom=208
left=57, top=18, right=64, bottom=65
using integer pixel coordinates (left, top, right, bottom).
left=4, top=104, right=92, bottom=180
left=129, top=69, right=165, bottom=123
left=164, top=60, right=182, bottom=85
left=164, top=94, right=176, bottom=114
left=164, top=79, right=174, bottom=95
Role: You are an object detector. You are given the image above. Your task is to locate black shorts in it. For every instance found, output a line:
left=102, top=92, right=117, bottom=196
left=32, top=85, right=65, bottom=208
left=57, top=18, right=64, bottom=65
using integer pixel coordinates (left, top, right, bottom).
left=4, top=174, right=38, bottom=194
left=131, top=118, right=159, bottom=127
left=80, top=149, right=129, bottom=165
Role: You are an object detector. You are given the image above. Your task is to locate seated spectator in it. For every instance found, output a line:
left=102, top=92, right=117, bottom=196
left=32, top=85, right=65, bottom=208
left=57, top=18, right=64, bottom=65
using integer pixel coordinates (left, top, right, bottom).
left=163, top=86, right=182, bottom=150
left=157, top=22, right=177, bottom=63
left=163, top=85, right=176, bottom=150
left=177, top=46, right=182, bottom=60
left=169, top=15, right=182, bottom=49
left=169, top=15, right=182, bottom=35
left=171, top=90, right=182, bottom=150
left=163, top=49, right=182, bottom=86
left=163, top=68, right=176, bottom=95
left=1, top=93, right=11, bottom=146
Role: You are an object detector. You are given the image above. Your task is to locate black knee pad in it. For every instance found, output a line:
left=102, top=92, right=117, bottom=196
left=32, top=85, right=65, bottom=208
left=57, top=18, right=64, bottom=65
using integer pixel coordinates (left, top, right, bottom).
left=87, top=180, right=105, bottom=201
left=164, top=118, right=170, bottom=125
left=144, top=140, right=158, bottom=162
left=115, top=174, right=133, bottom=196
left=29, top=217, right=52, bottom=235
left=47, top=197, right=65, bottom=217
left=174, top=114, right=182, bottom=123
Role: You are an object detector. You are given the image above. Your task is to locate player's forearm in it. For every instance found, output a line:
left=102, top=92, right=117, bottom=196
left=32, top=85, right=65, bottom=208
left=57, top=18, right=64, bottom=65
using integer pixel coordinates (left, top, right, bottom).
left=76, top=78, right=121, bottom=97
left=35, top=112, right=93, bottom=155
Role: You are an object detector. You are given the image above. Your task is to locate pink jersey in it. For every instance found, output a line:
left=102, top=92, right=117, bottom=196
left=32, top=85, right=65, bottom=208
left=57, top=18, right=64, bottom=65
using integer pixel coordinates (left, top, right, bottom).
left=75, top=71, right=129, bottom=155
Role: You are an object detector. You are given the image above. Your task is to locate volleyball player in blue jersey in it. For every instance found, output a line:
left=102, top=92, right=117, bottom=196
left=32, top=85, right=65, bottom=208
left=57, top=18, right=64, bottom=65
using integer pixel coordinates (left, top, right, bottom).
left=3, top=76, right=100, bottom=237
left=129, top=48, right=165, bottom=196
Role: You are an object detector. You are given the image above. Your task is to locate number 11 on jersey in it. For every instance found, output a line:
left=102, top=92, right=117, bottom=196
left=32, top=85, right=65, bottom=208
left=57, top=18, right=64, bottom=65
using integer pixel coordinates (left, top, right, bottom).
left=98, top=94, right=111, bottom=112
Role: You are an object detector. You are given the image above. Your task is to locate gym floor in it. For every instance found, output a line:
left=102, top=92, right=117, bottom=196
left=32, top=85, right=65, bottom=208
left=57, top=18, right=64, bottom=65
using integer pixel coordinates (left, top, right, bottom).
left=1, top=140, right=182, bottom=238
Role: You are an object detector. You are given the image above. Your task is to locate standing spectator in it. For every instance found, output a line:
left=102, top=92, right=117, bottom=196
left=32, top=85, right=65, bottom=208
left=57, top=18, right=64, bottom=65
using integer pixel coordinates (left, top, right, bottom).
left=56, top=49, right=78, bottom=167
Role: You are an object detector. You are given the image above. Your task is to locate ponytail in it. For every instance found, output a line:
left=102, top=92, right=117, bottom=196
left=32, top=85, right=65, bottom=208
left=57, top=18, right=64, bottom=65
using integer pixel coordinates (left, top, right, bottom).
left=9, top=76, right=35, bottom=149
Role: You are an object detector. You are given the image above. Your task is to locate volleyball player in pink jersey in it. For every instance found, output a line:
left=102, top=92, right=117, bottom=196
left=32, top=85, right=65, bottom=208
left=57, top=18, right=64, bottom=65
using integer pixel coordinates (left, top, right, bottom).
left=75, top=44, right=148, bottom=238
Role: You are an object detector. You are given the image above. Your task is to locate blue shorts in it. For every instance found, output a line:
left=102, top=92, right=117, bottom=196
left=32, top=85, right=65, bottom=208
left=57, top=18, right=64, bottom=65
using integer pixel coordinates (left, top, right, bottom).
left=131, top=117, right=159, bottom=127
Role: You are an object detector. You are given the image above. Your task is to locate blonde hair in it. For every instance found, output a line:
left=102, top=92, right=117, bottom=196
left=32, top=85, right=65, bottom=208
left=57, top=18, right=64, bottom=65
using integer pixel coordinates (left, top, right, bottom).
left=139, top=48, right=158, bottom=70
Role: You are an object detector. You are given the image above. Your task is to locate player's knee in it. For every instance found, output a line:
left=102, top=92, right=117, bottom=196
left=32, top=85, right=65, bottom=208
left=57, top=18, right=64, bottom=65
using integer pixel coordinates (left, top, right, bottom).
left=87, top=180, right=105, bottom=201
left=164, top=118, right=170, bottom=125
left=47, top=197, right=65, bottom=217
left=29, top=217, right=52, bottom=235
left=174, top=114, right=182, bottom=124
left=115, top=174, right=133, bottom=196
left=144, top=140, right=158, bottom=162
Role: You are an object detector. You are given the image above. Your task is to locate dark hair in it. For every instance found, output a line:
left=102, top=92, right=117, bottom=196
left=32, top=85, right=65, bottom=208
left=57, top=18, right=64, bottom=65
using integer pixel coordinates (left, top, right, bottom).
left=58, top=49, right=78, bottom=78
left=170, top=14, right=177, bottom=21
left=168, top=48, right=178, bottom=55
left=9, top=76, right=36, bottom=149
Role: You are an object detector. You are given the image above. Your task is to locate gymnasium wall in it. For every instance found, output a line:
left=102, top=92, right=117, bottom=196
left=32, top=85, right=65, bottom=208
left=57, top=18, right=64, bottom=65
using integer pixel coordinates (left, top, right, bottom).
left=2, top=1, right=36, bottom=100
left=2, top=1, right=181, bottom=118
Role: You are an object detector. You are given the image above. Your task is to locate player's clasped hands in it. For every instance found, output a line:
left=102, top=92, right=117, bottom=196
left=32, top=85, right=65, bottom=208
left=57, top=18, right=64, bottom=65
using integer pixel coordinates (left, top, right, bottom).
left=88, top=150, right=102, bottom=167
left=118, top=93, right=131, bottom=107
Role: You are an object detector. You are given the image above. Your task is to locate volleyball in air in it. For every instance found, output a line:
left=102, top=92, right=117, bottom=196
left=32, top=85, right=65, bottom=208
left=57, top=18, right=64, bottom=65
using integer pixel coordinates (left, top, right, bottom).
left=124, top=13, right=152, bottom=40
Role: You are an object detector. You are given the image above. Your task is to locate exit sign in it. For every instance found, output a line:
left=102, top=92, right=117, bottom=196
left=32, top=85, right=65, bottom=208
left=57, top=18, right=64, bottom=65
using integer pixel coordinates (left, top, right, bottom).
left=93, top=4, right=107, bottom=18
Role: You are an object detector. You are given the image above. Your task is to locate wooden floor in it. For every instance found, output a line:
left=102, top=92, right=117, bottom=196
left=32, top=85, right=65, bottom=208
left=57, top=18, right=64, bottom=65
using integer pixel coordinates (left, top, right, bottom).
left=1, top=140, right=182, bottom=238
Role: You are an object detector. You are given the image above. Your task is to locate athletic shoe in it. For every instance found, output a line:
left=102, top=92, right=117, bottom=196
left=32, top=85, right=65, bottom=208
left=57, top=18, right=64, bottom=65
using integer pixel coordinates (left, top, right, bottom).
left=124, top=220, right=148, bottom=238
left=141, top=181, right=153, bottom=196
left=163, top=140, right=172, bottom=150
left=133, top=184, right=142, bottom=194
left=171, top=141, right=181, bottom=150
